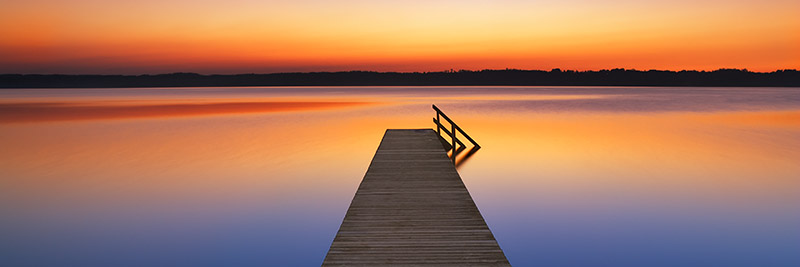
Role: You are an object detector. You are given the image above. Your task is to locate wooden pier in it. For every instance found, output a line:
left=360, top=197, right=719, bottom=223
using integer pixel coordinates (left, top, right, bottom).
left=322, top=126, right=510, bottom=265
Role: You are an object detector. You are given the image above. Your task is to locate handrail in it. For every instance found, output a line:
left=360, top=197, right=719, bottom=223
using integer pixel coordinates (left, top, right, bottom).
left=432, top=118, right=466, bottom=148
left=432, top=105, right=480, bottom=148
left=432, top=104, right=480, bottom=162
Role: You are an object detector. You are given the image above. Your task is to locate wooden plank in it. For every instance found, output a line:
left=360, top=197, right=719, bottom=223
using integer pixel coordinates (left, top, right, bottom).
left=323, top=129, right=510, bottom=266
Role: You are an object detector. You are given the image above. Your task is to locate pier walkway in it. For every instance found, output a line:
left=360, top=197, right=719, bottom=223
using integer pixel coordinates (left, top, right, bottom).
left=322, top=128, right=510, bottom=266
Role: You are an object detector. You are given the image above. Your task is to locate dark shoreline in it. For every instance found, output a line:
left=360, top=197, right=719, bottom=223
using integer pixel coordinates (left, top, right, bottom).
left=2, top=69, right=799, bottom=88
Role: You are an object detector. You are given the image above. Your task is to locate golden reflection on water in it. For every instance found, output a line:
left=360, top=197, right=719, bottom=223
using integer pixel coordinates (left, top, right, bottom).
left=4, top=105, right=796, bottom=212
left=0, top=100, right=376, bottom=123
left=457, top=110, right=799, bottom=212
left=1, top=113, right=374, bottom=212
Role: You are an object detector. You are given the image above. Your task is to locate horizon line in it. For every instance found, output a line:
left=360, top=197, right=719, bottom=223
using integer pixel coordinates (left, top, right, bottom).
left=3, top=68, right=799, bottom=76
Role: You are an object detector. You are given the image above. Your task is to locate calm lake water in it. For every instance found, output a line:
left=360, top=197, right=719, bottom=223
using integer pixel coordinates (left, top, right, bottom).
left=1, top=86, right=799, bottom=266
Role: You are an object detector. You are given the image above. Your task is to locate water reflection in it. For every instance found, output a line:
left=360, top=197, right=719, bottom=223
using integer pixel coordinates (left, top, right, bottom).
left=455, top=146, right=480, bottom=168
left=0, top=87, right=798, bottom=266
left=0, top=100, right=374, bottom=123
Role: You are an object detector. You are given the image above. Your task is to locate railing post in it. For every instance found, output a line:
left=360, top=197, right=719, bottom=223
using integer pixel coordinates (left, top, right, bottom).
left=437, top=112, right=441, bottom=135
left=451, top=123, right=456, bottom=163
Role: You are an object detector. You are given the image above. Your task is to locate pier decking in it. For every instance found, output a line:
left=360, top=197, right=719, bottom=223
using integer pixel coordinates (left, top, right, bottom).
left=322, top=129, right=509, bottom=266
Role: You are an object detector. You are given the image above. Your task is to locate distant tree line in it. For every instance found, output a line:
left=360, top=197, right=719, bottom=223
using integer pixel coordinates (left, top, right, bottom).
left=1, top=69, right=799, bottom=88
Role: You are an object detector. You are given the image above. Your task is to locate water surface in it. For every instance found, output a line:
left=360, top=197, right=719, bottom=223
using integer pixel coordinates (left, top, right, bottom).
left=1, top=86, right=798, bottom=266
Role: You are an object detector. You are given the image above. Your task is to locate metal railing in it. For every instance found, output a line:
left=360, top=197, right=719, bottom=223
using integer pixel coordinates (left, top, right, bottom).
left=432, top=104, right=480, bottom=162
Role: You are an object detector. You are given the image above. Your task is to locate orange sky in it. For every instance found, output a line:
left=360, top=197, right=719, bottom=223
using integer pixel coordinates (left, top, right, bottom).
left=1, top=0, right=798, bottom=74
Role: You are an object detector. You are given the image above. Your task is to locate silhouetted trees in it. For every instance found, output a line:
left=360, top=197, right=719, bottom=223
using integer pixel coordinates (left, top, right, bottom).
left=1, top=69, right=798, bottom=88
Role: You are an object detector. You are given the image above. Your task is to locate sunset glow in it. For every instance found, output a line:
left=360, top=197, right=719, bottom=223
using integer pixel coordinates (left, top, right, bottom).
left=1, top=0, right=798, bottom=74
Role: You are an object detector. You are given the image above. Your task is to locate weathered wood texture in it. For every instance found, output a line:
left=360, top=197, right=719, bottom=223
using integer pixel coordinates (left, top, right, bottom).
left=323, top=129, right=510, bottom=266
